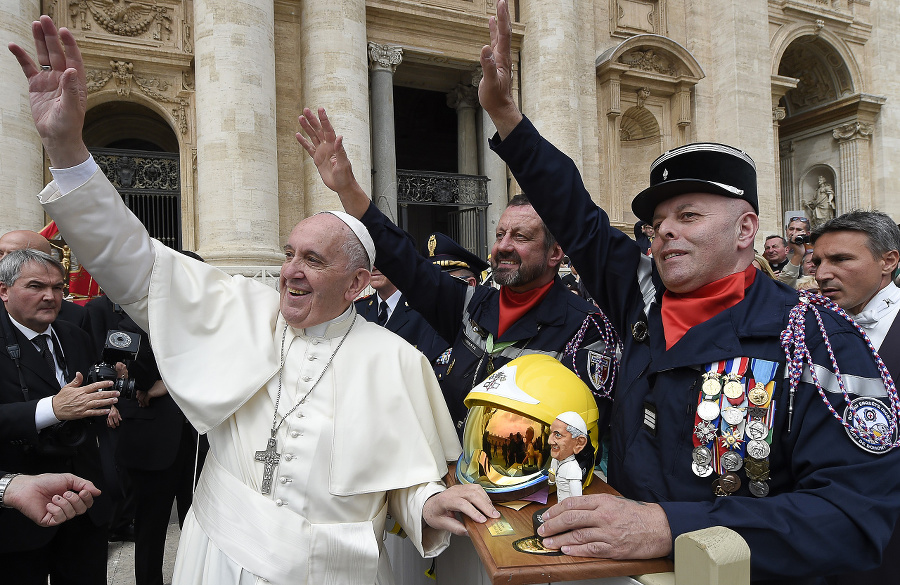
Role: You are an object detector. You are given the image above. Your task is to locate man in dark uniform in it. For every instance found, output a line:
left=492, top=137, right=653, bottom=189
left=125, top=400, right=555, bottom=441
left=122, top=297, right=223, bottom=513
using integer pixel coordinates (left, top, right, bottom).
left=810, top=211, right=900, bottom=584
left=355, top=266, right=448, bottom=362
left=472, top=2, right=900, bottom=581
left=298, top=114, right=619, bottom=435
left=0, top=229, right=91, bottom=331
left=425, top=231, right=489, bottom=287
left=0, top=249, right=119, bottom=584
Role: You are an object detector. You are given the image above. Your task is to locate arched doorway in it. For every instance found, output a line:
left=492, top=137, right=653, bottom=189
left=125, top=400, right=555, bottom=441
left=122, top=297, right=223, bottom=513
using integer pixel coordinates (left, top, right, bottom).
left=774, top=33, right=883, bottom=225
left=83, top=102, right=182, bottom=249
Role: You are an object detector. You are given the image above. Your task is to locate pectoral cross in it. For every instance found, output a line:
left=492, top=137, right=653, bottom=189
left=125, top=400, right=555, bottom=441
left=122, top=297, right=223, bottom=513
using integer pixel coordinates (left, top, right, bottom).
left=255, top=434, right=281, bottom=495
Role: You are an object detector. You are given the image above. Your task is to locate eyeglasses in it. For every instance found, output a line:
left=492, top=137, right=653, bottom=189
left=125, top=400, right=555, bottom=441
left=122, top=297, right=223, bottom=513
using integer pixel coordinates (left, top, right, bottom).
left=789, top=217, right=810, bottom=224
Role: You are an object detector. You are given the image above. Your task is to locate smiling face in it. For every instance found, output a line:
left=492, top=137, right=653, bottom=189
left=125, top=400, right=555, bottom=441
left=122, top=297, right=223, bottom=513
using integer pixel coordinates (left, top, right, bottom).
left=280, top=215, right=370, bottom=329
left=548, top=418, right=586, bottom=462
left=813, top=231, right=898, bottom=315
left=490, top=205, right=562, bottom=292
left=650, top=193, right=758, bottom=294
left=0, top=261, right=65, bottom=331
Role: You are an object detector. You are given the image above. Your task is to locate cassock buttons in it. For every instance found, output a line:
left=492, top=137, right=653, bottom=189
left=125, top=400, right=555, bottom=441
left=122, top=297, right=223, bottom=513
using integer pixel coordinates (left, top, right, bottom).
left=290, top=430, right=300, bottom=438
left=284, top=453, right=294, bottom=461
left=302, top=376, right=312, bottom=382
left=308, top=355, right=317, bottom=361
left=275, top=499, right=284, bottom=507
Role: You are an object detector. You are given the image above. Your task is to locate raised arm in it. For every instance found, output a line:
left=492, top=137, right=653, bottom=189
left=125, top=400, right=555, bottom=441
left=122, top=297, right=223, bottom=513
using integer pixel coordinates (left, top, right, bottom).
left=8, top=16, right=90, bottom=168
left=477, top=0, right=523, bottom=139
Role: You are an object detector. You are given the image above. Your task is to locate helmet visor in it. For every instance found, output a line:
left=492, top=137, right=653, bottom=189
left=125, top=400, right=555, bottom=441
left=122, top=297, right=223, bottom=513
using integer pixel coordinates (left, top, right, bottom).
left=457, top=405, right=552, bottom=500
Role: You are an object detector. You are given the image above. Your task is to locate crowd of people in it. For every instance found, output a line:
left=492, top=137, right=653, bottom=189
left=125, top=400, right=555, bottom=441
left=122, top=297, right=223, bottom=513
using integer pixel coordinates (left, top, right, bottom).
left=2, top=2, right=900, bottom=584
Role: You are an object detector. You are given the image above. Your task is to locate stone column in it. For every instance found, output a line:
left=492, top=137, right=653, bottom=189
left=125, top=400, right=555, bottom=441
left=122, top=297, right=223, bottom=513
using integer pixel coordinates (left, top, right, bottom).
left=833, top=122, right=874, bottom=212
left=0, top=0, right=43, bottom=234
left=520, top=0, right=582, bottom=166
left=300, top=0, right=371, bottom=215
left=779, top=141, right=796, bottom=212
left=447, top=84, right=479, bottom=175
left=368, top=43, right=402, bottom=221
left=771, top=106, right=786, bottom=224
left=193, top=0, right=281, bottom=265
left=475, top=68, right=508, bottom=249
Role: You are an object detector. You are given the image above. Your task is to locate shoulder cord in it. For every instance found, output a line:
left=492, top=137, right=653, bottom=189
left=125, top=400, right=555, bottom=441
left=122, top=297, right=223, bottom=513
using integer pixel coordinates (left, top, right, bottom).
left=781, top=290, right=900, bottom=448
left=564, top=309, right=622, bottom=400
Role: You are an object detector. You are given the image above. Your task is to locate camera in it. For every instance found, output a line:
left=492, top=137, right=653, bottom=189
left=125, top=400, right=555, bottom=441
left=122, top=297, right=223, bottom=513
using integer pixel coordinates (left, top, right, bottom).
left=86, top=330, right=141, bottom=400
left=793, top=234, right=809, bottom=245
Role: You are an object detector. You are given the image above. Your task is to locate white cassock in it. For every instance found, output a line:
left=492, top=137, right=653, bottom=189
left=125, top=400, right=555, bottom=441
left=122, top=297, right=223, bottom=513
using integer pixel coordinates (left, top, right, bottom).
left=38, top=164, right=462, bottom=585
left=549, top=455, right=582, bottom=503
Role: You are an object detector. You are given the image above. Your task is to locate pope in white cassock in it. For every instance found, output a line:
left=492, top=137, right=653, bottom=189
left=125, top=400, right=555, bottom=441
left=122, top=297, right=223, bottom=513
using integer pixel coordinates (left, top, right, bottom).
left=9, top=17, right=498, bottom=585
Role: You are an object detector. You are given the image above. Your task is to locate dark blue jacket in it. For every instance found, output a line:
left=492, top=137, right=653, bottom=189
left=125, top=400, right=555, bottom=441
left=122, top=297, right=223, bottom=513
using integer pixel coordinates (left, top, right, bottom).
left=491, top=116, right=900, bottom=583
left=354, top=292, right=449, bottom=363
left=360, top=203, right=616, bottom=433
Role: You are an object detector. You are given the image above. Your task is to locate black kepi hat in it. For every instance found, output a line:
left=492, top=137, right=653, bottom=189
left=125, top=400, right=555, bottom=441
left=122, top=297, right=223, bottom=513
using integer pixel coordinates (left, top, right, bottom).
left=631, top=143, right=758, bottom=223
left=426, top=232, right=490, bottom=274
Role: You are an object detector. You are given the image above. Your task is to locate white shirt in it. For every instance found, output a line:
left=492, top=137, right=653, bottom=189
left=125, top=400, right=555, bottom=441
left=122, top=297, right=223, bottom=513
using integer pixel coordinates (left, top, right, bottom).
left=852, top=282, right=900, bottom=351
left=6, top=316, right=64, bottom=429
left=377, top=288, right=402, bottom=322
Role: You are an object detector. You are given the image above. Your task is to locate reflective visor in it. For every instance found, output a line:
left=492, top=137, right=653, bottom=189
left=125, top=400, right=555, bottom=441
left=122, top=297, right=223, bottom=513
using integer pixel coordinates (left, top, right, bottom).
left=456, top=405, right=552, bottom=501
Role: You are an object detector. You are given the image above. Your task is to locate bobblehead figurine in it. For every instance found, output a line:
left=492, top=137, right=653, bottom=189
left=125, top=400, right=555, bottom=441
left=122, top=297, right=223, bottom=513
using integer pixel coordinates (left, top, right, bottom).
left=548, top=411, right=589, bottom=503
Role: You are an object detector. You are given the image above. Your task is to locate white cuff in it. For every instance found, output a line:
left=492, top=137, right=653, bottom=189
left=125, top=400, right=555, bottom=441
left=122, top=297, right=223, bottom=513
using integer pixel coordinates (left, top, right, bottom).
left=49, top=156, right=98, bottom=196
left=34, top=396, right=61, bottom=431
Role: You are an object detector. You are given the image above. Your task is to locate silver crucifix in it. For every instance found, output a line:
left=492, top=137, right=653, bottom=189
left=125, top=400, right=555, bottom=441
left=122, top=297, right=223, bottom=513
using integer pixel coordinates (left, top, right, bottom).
left=255, top=435, right=281, bottom=495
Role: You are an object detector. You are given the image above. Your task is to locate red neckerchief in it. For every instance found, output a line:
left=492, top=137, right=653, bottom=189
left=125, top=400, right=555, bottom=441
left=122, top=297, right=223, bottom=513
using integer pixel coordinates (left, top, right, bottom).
left=498, top=280, right=555, bottom=338
left=661, top=265, right=757, bottom=350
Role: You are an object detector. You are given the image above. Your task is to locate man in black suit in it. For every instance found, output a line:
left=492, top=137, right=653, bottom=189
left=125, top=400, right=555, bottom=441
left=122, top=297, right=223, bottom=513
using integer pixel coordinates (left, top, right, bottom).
left=355, top=266, right=449, bottom=362
left=0, top=248, right=119, bottom=584
left=0, top=229, right=91, bottom=331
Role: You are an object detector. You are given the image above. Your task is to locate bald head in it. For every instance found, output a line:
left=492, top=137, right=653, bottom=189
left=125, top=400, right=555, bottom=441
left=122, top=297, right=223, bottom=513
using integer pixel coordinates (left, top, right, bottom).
left=0, top=230, right=52, bottom=259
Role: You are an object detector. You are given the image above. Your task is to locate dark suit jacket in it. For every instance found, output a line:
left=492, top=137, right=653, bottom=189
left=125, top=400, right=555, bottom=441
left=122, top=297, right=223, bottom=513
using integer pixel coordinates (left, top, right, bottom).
left=0, top=304, right=111, bottom=551
left=355, top=293, right=449, bottom=363
left=57, top=299, right=92, bottom=334
left=85, top=295, right=197, bottom=471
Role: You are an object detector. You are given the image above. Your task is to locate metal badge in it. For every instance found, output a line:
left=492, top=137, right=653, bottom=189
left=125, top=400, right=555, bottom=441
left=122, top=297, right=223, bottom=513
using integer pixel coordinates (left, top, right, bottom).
left=692, top=446, right=713, bottom=467
left=749, top=480, right=770, bottom=498
left=747, top=406, right=768, bottom=420
left=694, top=421, right=717, bottom=444
left=746, top=420, right=768, bottom=441
left=701, top=373, right=722, bottom=397
left=692, top=462, right=713, bottom=477
left=720, top=450, right=743, bottom=472
left=744, top=457, right=770, bottom=481
left=748, top=384, right=768, bottom=406
left=719, top=472, right=741, bottom=493
left=722, top=377, right=744, bottom=400
left=631, top=320, right=649, bottom=343
left=697, top=400, right=721, bottom=422
left=722, top=406, right=745, bottom=426
left=746, top=439, right=771, bottom=459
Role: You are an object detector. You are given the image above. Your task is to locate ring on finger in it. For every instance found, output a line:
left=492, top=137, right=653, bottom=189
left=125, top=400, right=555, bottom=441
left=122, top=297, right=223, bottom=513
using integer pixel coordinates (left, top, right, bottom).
left=41, top=65, right=51, bottom=71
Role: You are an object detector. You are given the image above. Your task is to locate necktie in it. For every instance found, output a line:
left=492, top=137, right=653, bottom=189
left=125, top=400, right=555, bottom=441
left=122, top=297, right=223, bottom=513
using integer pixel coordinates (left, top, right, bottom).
left=377, top=301, right=389, bottom=326
left=32, top=334, right=57, bottom=376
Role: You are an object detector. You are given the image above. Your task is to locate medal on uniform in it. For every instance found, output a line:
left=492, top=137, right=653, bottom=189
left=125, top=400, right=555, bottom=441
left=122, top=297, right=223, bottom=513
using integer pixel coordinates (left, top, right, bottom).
left=720, top=450, right=743, bottom=472
left=702, top=362, right=726, bottom=397
left=694, top=421, right=717, bottom=444
left=692, top=446, right=713, bottom=467
left=722, top=358, right=749, bottom=402
left=697, top=400, right=720, bottom=421
left=746, top=439, right=771, bottom=459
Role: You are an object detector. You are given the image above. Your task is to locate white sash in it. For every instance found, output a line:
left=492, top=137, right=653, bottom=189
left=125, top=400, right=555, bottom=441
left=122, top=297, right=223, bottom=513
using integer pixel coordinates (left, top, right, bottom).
left=192, top=454, right=311, bottom=585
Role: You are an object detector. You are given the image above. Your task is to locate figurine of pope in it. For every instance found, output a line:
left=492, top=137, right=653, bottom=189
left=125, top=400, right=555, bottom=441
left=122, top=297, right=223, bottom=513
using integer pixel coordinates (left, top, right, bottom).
left=548, top=411, right=589, bottom=503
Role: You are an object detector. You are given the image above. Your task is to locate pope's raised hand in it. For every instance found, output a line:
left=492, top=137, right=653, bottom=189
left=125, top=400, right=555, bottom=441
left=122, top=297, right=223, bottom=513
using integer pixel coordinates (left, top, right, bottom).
left=8, top=16, right=90, bottom=168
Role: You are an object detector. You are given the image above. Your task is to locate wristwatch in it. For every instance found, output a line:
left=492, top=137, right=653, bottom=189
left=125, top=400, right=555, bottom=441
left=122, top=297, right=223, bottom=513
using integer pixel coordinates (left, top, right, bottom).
left=0, top=473, right=20, bottom=508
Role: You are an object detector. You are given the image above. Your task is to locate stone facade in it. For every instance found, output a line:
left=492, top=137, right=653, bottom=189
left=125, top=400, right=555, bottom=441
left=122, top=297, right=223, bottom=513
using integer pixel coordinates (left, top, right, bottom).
left=1, top=0, right=898, bottom=266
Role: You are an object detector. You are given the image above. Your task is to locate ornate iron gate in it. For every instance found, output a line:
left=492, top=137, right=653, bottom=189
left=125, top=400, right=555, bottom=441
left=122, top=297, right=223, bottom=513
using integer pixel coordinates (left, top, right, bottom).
left=91, top=148, right=181, bottom=249
left=396, top=169, right=489, bottom=260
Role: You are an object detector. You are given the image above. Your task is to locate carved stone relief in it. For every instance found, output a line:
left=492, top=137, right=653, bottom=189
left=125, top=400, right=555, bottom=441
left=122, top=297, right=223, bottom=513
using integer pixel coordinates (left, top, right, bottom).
left=69, top=0, right=173, bottom=41
left=832, top=121, right=873, bottom=141
left=619, top=48, right=678, bottom=76
left=611, top=0, right=662, bottom=37
left=778, top=38, right=852, bottom=115
left=86, top=61, right=191, bottom=134
left=368, top=43, right=403, bottom=73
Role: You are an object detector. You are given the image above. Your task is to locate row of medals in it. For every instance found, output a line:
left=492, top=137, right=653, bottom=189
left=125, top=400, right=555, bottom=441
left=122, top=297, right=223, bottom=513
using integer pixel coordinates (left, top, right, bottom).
left=691, top=369, right=773, bottom=498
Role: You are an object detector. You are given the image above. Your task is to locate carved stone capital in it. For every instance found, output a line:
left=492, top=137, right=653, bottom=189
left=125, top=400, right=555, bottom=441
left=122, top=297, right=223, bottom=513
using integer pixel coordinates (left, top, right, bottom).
left=368, top=43, right=403, bottom=73
left=447, top=85, right=478, bottom=110
left=832, top=121, right=874, bottom=141
left=773, top=106, right=786, bottom=122
left=471, top=66, right=484, bottom=88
